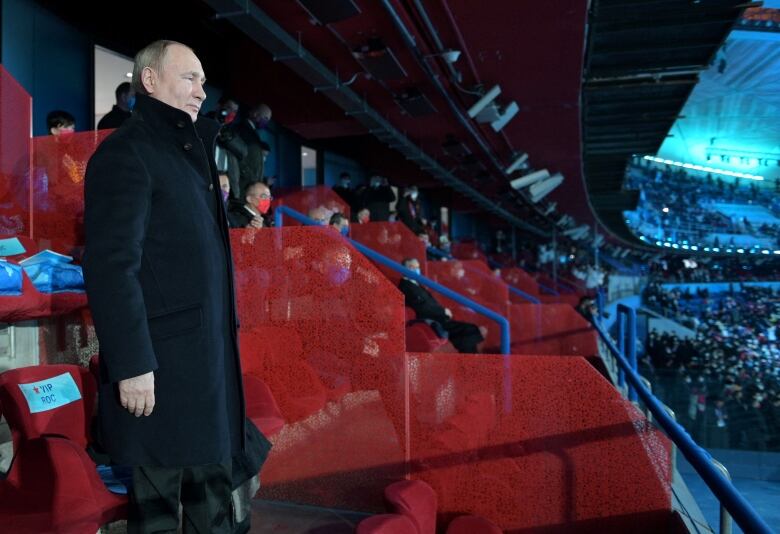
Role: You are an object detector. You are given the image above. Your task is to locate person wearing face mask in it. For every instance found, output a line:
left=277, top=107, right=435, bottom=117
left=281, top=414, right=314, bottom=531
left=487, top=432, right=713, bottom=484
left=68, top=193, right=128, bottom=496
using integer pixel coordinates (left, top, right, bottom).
left=234, top=103, right=272, bottom=196
left=46, top=110, right=76, bottom=137
left=219, top=174, right=232, bottom=204
left=333, top=172, right=359, bottom=213
left=213, top=98, right=247, bottom=201
left=399, top=257, right=484, bottom=353
left=397, top=185, right=425, bottom=234
left=97, top=82, right=135, bottom=130
left=356, top=208, right=371, bottom=224
left=329, top=212, right=350, bottom=236
left=228, top=181, right=273, bottom=229
left=359, top=175, right=396, bottom=222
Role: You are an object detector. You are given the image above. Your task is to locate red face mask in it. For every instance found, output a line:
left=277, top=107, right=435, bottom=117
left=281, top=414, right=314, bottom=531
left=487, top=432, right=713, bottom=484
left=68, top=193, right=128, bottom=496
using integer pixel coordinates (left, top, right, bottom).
left=224, top=111, right=237, bottom=124
left=257, top=199, right=272, bottom=214
left=358, top=213, right=370, bottom=224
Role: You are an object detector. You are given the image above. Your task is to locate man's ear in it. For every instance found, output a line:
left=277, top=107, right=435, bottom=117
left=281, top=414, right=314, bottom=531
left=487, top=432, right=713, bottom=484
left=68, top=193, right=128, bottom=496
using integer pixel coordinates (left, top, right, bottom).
left=141, top=67, right=156, bottom=94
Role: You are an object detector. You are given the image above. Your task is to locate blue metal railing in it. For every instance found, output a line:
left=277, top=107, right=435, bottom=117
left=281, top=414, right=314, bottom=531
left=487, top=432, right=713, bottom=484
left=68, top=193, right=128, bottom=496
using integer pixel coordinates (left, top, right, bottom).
left=591, top=317, right=774, bottom=534
left=537, top=281, right=559, bottom=296
left=616, top=304, right=638, bottom=402
left=274, top=206, right=511, bottom=354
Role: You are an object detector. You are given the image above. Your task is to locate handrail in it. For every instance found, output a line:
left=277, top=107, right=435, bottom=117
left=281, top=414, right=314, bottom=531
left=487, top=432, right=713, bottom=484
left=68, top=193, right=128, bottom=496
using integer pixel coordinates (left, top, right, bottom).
left=537, top=281, right=560, bottom=296
left=460, top=264, right=541, bottom=304
left=591, top=319, right=774, bottom=534
left=274, top=206, right=512, bottom=354
left=616, top=304, right=638, bottom=402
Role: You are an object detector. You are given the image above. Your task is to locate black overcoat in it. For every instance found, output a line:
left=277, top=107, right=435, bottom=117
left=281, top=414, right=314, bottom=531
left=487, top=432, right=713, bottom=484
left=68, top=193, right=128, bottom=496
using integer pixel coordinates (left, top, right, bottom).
left=83, top=94, right=245, bottom=467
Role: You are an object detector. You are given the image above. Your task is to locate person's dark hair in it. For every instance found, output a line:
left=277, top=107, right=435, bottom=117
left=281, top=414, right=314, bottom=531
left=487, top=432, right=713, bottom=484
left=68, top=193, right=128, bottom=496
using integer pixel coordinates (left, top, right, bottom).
left=115, top=82, right=132, bottom=101
left=259, top=141, right=271, bottom=152
left=329, top=213, right=347, bottom=226
left=46, top=110, right=75, bottom=131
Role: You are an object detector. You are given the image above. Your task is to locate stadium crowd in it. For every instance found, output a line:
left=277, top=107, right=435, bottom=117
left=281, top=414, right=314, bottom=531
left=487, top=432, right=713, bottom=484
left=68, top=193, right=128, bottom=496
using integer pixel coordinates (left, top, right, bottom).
left=644, top=284, right=780, bottom=451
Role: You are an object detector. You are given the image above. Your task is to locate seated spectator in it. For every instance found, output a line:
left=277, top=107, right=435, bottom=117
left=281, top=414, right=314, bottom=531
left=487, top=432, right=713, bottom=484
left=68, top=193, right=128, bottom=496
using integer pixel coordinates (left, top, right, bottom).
left=227, top=181, right=272, bottom=229
left=397, top=186, right=425, bottom=234
left=97, top=82, right=135, bottom=130
left=576, top=297, right=598, bottom=323
left=329, top=212, right=349, bottom=235
left=47, top=110, right=75, bottom=136
left=360, top=175, right=395, bottom=222
left=399, top=258, right=484, bottom=353
left=356, top=208, right=371, bottom=224
left=308, top=207, right=330, bottom=225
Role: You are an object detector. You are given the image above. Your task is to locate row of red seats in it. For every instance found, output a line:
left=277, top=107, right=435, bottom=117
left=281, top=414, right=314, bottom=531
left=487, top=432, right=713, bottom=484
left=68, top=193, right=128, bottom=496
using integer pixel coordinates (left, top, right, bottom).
left=0, top=362, right=285, bottom=532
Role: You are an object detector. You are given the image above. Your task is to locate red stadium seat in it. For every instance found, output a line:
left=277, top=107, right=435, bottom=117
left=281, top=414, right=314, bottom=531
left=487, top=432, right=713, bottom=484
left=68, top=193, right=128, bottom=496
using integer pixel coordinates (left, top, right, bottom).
left=243, top=373, right=285, bottom=437
left=0, top=364, right=96, bottom=449
left=384, top=480, right=437, bottom=534
left=357, top=514, right=418, bottom=534
left=0, top=364, right=127, bottom=527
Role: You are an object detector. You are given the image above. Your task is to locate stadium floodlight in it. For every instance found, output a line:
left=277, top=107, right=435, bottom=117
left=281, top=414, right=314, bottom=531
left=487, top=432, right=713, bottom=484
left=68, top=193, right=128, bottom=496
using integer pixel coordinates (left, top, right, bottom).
left=467, top=85, right=501, bottom=119
left=505, top=152, right=529, bottom=174
left=510, top=169, right=549, bottom=190
left=491, top=101, right=519, bottom=132
left=529, top=173, right=564, bottom=202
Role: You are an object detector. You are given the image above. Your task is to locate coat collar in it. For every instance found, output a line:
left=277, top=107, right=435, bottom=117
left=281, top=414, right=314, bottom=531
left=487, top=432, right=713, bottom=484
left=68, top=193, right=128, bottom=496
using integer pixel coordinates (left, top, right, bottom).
left=133, top=94, right=220, bottom=149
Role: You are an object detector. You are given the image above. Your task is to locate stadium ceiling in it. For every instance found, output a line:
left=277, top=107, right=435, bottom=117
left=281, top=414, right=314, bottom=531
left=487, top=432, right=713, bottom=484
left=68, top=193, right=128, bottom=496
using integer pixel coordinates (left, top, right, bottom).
left=582, top=0, right=755, bottom=243
left=37, top=0, right=752, bottom=247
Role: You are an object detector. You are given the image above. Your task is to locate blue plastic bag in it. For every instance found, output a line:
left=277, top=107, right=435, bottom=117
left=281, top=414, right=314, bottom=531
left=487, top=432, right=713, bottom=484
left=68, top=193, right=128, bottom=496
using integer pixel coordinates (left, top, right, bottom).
left=0, top=261, right=23, bottom=296
left=22, top=262, right=85, bottom=293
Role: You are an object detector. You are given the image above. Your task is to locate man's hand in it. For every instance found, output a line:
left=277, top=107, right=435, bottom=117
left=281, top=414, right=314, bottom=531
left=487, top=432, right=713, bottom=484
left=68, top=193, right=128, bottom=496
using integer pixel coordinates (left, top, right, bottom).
left=445, top=308, right=453, bottom=319
left=249, top=216, right=264, bottom=229
left=118, top=372, right=155, bottom=417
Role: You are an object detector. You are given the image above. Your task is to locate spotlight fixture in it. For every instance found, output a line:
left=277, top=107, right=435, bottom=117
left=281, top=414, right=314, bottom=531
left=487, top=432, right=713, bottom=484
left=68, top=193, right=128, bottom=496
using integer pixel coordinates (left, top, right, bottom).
left=491, top=101, right=519, bottom=132
left=424, top=49, right=461, bottom=64
left=529, top=173, right=564, bottom=202
left=467, top=85, right=501, bottom=119
left=505, top=152, right=529, bottom=174
left=510, top=169, right=549, bottom=190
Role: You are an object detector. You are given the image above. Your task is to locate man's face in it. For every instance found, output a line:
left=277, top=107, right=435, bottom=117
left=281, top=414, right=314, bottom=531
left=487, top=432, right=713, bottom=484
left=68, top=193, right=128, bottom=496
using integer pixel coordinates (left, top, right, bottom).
left=418, top=233, right=430, bottom=247
left=143, top=44, right=206, bottom=122
left=50, top=123, right=75, bottom=137
left=406, top=259, right=420, bottom=272
left=246, top=185, right=271, bottom=207
left=218, top=174, right=230, bottom=195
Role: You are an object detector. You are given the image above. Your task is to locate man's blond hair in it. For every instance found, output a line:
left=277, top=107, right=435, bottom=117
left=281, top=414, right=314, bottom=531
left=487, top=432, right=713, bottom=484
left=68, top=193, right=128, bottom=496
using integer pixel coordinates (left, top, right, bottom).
left=132, top=40, right=193, bottom=95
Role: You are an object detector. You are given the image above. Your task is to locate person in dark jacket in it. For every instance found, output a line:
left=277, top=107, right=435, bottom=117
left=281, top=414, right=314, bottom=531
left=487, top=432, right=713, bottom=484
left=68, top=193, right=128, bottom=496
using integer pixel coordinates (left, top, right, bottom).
left=83, top=40, right=248, bottom=533
left=359, top=175, right=396, bottom=222
left=234, top=103, right=272, bottom=196
left=227, top=181, right=273, bottom=229
left=97, top=82, right=134, bottom=130
left=398, top=258, right=484, bottom=353
left=332, top=172, right=359, bottom=213
left=397, top=185, right=425, bottom=234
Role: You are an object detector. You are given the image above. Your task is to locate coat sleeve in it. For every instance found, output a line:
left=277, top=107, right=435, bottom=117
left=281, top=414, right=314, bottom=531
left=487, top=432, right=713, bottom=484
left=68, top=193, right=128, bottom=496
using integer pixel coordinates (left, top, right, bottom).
left=399, top=280, right=448, bottom=323
left=83, top=141, right=158, bottom=383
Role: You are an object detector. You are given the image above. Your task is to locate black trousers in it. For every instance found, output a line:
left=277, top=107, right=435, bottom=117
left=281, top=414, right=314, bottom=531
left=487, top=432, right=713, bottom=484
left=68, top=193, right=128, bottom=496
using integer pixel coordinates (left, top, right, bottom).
left=443, top=319, right=484, bottom=354
left=128, top=460, right=233, bottom=534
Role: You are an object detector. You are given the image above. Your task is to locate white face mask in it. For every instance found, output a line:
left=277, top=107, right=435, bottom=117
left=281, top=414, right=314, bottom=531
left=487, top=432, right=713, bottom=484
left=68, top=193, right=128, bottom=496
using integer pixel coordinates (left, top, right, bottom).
left=409, top=192, right=418, bottom=201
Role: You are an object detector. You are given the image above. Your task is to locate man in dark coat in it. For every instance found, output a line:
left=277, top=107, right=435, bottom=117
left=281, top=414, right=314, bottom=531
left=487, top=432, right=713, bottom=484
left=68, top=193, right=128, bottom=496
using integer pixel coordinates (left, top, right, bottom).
left=397, top=186, right=425, bottom=234
left=227, top=181, right=273, bottom=229
left=398, top=258, right=484, bottom=353
left=83, top=40, right=245, bottom=533
left=233, top=104, right=272, bottom=196
left=359, top=175, right=396, bottom=222
left=97, top=82, right=134, bottom=130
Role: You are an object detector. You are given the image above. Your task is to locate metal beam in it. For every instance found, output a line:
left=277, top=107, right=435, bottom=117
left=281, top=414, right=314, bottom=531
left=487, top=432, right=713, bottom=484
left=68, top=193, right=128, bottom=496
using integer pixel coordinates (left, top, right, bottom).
left=201, top=0, right=549, bottom=237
